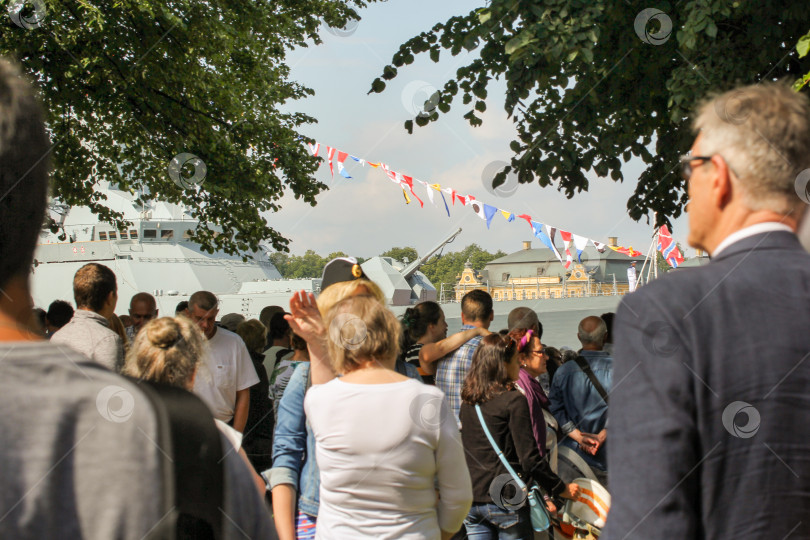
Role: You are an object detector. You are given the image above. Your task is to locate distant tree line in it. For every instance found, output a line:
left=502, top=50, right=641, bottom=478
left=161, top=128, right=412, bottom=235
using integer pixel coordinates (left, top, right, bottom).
left=268, top=244, right=506, bottom=287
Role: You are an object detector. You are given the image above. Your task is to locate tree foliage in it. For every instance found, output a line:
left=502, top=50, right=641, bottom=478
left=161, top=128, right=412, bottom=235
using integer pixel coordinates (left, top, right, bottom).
left=380, top=246, right=419, bottom=263
left=270, top=250, right=351, bottom=278
left=270, top=244, right=505, bottom=285
left=371, top=1, right=810, bottom=228
left=796, top=28, right=810, bottom=91
left=420, top=244, right=506, bottom=289
left=2, top=0, right=376, bottom=255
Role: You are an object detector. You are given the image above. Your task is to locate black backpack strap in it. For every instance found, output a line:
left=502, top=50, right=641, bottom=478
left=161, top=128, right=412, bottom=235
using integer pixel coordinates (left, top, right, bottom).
left=276, top=348, right=293, bottom=364
left=136, top=380, right=225, bottom=540
left=574, top=356, right=609, bottom=405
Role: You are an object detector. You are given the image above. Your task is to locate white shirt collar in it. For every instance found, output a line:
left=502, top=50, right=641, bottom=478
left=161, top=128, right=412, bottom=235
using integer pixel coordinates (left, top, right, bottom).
left=711, top=222, right=794, bottom=257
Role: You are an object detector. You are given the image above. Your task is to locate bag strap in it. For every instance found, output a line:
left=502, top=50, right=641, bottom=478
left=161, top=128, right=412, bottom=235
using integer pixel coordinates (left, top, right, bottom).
left=475, top=404, right=527, bottom=491
left=574, top=356, right=609, bottom=405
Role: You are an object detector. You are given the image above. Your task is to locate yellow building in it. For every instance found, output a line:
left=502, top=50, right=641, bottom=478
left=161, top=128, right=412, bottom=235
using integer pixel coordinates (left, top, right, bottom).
left=454, top=239, right=646, bottom=302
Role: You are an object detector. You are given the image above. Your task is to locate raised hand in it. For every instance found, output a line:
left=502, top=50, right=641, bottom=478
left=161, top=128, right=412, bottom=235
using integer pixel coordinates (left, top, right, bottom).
left=285, top=291, right=325, bottom=345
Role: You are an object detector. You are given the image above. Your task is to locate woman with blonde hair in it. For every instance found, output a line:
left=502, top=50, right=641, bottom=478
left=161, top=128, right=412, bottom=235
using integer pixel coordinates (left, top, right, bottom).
left=271, top=265, right=421, bottom=540
left=107, top=313, right=129, bottom=355
left=301, top=295, right=471, bottom=539
left=123, top=316, right=266, bottom=497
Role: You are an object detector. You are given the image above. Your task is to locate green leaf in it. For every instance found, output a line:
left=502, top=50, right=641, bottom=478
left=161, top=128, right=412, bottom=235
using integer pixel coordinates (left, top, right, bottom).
left=382, top=65, right=398, bottom=80
left=797, top=31, right=810, bottom=58
left=706, top=21, right=718, bottom=38
left=370, top=78, right=386, bottom=94
left=505, top=30, right=535, bottom=55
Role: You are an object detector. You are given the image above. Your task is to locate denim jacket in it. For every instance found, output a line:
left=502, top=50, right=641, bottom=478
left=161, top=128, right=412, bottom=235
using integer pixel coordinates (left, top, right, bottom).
left=267, top=362, right=320, bottom=517
left=549, top=349, right=612, bottom=471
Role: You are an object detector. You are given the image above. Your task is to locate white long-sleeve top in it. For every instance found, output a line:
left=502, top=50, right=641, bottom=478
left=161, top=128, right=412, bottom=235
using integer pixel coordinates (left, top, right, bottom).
left=304, top=378, right=472, bottom=539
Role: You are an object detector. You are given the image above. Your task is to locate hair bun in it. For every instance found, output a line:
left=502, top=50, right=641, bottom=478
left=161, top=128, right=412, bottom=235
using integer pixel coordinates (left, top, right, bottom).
left=146, top=319, right=183, bottom=349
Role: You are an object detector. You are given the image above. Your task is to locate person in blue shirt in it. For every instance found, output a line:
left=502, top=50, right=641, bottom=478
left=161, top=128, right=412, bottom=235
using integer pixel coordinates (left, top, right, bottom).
left=549, top=316, right=612, bottom=485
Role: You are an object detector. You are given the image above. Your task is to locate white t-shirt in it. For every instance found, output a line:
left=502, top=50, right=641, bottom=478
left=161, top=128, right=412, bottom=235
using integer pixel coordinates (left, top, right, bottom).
left=215, top=419, right=243, bottom=450
left=193, top=328, right=259, bottom=422
left=304, top=378, right=472, bottom=539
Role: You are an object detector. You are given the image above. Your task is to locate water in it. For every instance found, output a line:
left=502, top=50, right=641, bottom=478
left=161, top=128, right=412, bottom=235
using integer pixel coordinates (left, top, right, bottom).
left=440, top=297, right=624, bottom=350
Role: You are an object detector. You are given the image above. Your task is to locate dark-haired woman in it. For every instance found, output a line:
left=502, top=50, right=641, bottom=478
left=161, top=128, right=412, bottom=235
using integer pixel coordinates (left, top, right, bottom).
left=509, top=328, right=553, bottom=457
left=401, top=301, right=489, bottom=385
left=459, top=334, right=579, bottom=539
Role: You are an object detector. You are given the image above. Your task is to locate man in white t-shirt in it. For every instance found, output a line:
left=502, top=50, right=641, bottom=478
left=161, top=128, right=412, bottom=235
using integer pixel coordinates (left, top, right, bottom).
left=188, top=291, right=259, bottom=432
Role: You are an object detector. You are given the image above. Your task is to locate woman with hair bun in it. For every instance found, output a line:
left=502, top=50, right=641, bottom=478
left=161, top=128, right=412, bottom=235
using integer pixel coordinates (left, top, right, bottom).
left=400, top=301, right=490, bottom=386
left=123, top=316, right=266, bottom=497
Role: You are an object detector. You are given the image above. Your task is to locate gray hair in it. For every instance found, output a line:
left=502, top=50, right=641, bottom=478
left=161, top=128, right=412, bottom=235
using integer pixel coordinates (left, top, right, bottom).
left=188, top=290, right=218, bottom=312
left=577, top=318, right=607, bottom=346
left=694, top=83, right=810, bottom=215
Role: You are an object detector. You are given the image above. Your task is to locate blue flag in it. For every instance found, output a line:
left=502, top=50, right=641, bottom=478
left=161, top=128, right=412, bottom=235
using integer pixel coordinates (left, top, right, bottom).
left=439, top=191, right=451, bottom=217
left=484, top=204, right=498, bottom=229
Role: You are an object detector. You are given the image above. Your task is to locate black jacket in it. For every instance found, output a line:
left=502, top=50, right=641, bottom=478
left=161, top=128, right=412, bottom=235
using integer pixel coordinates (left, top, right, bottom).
left=605, top=231, right=810, bottom=539
left=460, top=389, right=564, bottom=504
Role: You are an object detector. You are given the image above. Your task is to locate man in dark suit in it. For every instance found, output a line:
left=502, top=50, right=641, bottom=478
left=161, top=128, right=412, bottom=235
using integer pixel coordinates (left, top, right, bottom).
left=604, top=83, right=810, bottom=539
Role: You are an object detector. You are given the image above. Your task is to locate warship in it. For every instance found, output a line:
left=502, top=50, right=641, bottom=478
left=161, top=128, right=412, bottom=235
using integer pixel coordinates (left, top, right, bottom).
left=32, top=184, right=443, bottom=318
left=33, top=185, right=645, bottom=346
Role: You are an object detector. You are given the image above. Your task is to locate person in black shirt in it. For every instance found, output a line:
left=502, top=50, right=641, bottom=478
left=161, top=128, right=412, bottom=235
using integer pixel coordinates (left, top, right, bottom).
left=235, top=319, right=275, bottom=473
left=460, top=333, right=579, bottom=539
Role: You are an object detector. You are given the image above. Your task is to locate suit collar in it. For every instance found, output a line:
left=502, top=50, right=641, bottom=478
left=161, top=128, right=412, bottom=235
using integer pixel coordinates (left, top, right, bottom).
left=710, top=230, right=801, bottom=262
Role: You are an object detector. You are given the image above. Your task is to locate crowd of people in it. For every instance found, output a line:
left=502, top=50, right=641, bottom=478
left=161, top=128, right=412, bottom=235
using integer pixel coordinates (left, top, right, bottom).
left=2, top=56, right=810, bottom=540
left=24, top=250, right=618, bottom=539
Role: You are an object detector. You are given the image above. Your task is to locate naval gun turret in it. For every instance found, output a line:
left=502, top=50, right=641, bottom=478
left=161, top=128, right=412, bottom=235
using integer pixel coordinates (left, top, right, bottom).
left=361, top=228, right=462, bottom=306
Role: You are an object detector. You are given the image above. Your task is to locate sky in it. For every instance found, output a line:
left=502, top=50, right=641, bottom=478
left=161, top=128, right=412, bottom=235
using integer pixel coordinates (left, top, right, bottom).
left=268, top=0, right=692, bottom=260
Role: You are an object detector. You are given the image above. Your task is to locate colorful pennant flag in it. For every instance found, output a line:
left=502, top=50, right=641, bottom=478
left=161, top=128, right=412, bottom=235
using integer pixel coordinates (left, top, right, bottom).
left=336, top=152, right=352, bottom=179
left=470, top=199, right=487, bottom=220
left=518, top=214, right=533, bottom=228
left=439, top=190, right=451, bottom=217
left=560, top=231, right=573, bottom=269
left=544, top=225, right=564, bottom=263
left=422, top=181, right=435, bottom=205
left=484, top=204, right=498, bottom=229
left=326, top=146, right=336, bottom=177
left=530, top=221, right=559, bottom=257
left=307, top=139, right=649, bottom=262
left=401, top=175, right=423, bottom=207
left=573, top=234, right=589, bottom=263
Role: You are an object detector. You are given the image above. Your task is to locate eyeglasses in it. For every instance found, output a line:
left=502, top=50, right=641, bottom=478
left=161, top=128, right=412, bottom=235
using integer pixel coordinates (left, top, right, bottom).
left=679, top=155, right=714, bottom=180
left=679, top=154, right=739, bottom=181
left=532, top=348, right=547, bottom=357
